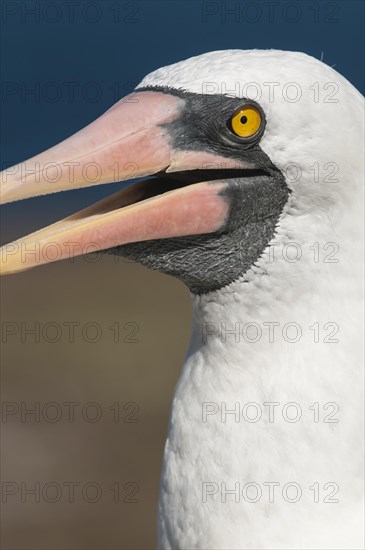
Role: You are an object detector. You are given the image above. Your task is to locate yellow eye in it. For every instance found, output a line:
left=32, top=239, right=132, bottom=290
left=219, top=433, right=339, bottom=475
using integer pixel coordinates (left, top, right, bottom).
left=230, top=105, right=262, bottom=138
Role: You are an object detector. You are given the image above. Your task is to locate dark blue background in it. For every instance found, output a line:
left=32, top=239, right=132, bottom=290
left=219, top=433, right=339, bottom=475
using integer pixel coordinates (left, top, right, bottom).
left=1, top=0, right=364, bottom=233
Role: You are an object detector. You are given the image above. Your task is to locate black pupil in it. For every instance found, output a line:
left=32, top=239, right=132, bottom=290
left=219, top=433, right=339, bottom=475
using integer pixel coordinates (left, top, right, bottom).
left=240, top=115, right=248, bottom=124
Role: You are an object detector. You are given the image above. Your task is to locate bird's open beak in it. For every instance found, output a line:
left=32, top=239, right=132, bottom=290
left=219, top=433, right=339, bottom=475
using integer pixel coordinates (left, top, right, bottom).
left=0, top=91, right=241, bottom=275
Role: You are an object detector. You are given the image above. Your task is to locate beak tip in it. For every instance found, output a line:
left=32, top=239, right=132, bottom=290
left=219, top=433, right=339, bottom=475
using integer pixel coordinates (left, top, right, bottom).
left=0, top=244, right=26, bottom=276
left=0, top=262, right=28, bottom=276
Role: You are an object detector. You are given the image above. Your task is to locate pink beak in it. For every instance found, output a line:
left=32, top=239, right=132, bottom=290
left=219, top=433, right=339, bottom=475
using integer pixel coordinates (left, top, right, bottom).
left=0, top=90, right=243, bottom=275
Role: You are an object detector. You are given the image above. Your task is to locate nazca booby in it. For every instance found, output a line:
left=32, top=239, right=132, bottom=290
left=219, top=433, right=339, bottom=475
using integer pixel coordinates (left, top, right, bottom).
left=0, top=50, right=364, bottom=550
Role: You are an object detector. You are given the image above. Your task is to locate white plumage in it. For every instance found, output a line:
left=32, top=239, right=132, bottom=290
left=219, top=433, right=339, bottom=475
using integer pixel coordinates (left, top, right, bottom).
left=139, top=51, right=364, bottom=549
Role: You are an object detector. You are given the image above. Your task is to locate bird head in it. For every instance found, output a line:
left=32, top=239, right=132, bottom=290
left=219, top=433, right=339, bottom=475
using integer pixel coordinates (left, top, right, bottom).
left=1, top=50, right=363, bottom=293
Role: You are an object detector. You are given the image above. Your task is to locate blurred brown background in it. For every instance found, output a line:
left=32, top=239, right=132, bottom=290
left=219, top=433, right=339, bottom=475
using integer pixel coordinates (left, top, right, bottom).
left=1, top=245, right=191, bottom=550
